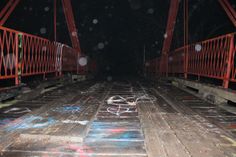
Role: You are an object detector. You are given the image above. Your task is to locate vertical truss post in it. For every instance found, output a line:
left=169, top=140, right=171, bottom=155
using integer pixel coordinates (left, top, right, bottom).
left=161, top=0, right=180, bottom=77
left=61, top=0, right=82, bottom=74
left=184, top=0, right=189, bottom=79
left=61, top=0, right=81, bottom=53
left=223, top=34, right=234, bottom=88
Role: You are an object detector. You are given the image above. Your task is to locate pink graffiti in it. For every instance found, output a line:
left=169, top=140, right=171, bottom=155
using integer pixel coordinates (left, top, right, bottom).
left=67, top=144, right=92, bottom=157
left=43, top=144, right=92, bottom=157
left=110, top=128, right=125, bottom=133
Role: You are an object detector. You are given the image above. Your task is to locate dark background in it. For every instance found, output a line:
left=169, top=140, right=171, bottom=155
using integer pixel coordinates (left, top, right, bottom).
left=1, top=0, right=235, bottom=76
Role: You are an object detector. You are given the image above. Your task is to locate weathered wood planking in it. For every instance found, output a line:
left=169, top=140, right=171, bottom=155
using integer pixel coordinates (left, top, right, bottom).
left=85, top=130, right=144, bottom=142
left=91, top=121, right=141, bottom=130
left=80, top=83, right=148, bottom=156
left=4, top=137, right=147, bottom=156
left=156, top=83, right=236, bottom=137
left=0, top=84, right=99, bottom=149
left=18, top=100, right=100, bottom=143
left=139, top=82, right=236, bottom=157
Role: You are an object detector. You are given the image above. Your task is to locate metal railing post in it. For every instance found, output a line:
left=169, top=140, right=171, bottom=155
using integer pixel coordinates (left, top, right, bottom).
left=223, top=34, right=234, bottom=88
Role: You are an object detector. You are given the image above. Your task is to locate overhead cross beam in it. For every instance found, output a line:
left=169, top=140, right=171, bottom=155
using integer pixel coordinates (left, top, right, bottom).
left=218, top=0, right=236, bottom=27
left=61, top=0, right=82, bottom=53
left=0, top=0, right=21, bottom=26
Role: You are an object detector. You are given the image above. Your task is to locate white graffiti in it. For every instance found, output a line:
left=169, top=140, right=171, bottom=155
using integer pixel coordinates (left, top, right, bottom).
left=106, top=94, right=156, bottom=116
left=107, top=94, right=156, bottom=106
left=4, top=107, right=31, bottom=114
left=61, top=120, right=89, bottom=125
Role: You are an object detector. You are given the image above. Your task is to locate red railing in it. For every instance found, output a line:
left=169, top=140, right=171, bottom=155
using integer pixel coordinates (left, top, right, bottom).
left=0, top=27, right=18, bottom=84
left=230, top=34, right=236, bottom=82
left=0, top=26, right=85, bottom=87
left=146, top=32, right=236, bottom=88
left=21, top=32, right=60, bottom=77
left=188, top=34, right=233, bottom=82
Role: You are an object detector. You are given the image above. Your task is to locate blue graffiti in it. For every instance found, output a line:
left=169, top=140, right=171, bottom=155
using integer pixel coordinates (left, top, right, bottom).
left=0, top=118, right=14, bottom=127
left=52, top=106, right=81, bottom=113
left=5, top=115, right=56, bottom=132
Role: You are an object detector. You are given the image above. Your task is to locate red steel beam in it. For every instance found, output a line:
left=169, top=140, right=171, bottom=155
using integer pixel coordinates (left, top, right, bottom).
left=0, top=0, right=21, bottom=26
left=54, top=0, right=57, bottom=41
left=61, top=0, right=82, bottom=53
left=184, top=0, right=189, bottom=78
left=218, top=0, right=236, bottom=27
left=160, top=0, right=179, bottom=76
left=161, top=0, right=180, bottom=55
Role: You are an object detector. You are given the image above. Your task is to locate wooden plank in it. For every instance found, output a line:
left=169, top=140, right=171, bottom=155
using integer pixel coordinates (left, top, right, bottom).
left=5, top=138, right=147, bottom=156
left=91, top=121, right=141, bottom=130
left=2, top=152, right=147, bottom=157
left=85, top=130, right=143, bottom=142
left=19, top=103, right=99, bottom=142
left=142, top=129, right=167, bottom=157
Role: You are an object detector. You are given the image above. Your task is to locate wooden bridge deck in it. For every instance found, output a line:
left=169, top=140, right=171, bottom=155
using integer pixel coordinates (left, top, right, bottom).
left=0, top=80, right=235, bottom=157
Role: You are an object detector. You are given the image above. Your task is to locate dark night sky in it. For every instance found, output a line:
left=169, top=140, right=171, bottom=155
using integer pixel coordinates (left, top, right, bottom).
left=1, top=0, right=235, bottom=76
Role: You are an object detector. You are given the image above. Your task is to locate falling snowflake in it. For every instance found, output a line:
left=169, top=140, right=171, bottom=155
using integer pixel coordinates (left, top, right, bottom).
left=42, top=46, right=47, bottom=51
left=128, top=0, right=141, bottom=10
left=164, top=33, right=168, bottom=38
left=98, top=42, right=105, bottom=49
left=78, top=57, right=87, bottom=66
left=106, top=66, right=111, bottom=71
left=105, top=41, right=109, bottom=45
left=89, top=27, right=93, bottom=31
left=72, top=31, right=77, bottom=37
left=44, top=6, right=50, bottom=12
left=195, top=44, right=202, bottom=52
left=147, top=8, right=154, bottom=14
left=4, top=54, right=16, bottom=70
left=107, top=76, right=112, bottom=81
left=93, top=19, right=98, bottom=24
left=40, top=27, right=47, bottom=34
left=145, top=62, right=150, bottom=67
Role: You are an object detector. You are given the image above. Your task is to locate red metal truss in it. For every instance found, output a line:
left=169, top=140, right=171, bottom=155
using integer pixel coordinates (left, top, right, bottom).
left=161, top=0, right=180, bottom=55
left=61, top=0, right=82, bottom=53
left=160, top=0, right=179, bottom=77
left=0, top=0, right=21, bottom=26
left=218, top=0, right=236, bottom=27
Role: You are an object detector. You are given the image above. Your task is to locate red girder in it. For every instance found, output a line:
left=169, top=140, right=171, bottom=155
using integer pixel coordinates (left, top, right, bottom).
left=160, top=0, right=179, bottom=77
left=218, top=0, right=236, bottom=27
left=0, top=0, right=21, bottom=26
left=61, top=0, right=82, bottom=53
left=161, top=0, right=180, bottom=55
